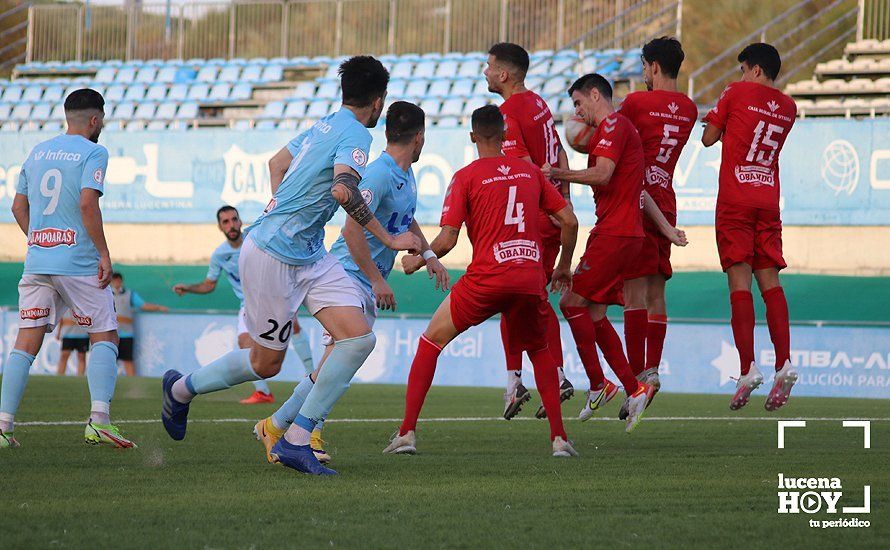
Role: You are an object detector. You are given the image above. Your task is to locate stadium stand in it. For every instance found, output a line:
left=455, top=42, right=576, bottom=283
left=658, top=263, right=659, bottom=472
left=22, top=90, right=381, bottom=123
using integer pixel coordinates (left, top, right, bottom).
left=0, top=48, right=643, bottom=130
left=785, top=38, right=890, bottom=118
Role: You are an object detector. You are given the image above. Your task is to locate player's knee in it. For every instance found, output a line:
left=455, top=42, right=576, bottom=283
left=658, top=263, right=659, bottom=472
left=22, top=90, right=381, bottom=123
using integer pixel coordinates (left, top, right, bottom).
left=346, top=331, right=376, bottom=357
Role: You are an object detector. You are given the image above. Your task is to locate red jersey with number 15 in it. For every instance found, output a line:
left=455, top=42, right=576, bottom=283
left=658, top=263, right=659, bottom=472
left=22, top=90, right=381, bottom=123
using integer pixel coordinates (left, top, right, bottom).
left=619, top=90, right=697, bottom=215
left=441, top=156, right=567, bottom=293
left=703, top=81, right=797, bottom=211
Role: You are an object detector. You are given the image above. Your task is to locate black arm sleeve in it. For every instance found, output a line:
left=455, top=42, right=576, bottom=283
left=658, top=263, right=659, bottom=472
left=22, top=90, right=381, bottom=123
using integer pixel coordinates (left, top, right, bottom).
left=332, top=171, right=374, bottom=226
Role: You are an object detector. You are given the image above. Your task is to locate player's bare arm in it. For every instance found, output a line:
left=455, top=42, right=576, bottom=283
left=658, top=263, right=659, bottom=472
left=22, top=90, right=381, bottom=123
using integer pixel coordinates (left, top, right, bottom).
left=556, top=147, right=571, bottom=200
left=268, top=146, right=293, bottom=194
left=549, top=203, right=578, bottom=294
left=408, top=220, right=450, bottom=290
left=141, top=302, right=169, bottom=313
left=402, top=225, right=459, bottom=276
left=342, top=216, right=396, bottom=311
left=642, top=191, right=688, bottom=247
left=11, top=193, right=29, bottom=235
left=543, top=156, right=615, bottom=187
left=172, top=279, right=217, bottom=296
left=80, top=188, right=112, bottom=288
left=331, top=164, right=422, bottom=254
left=701, top=123, right=723, bottom=147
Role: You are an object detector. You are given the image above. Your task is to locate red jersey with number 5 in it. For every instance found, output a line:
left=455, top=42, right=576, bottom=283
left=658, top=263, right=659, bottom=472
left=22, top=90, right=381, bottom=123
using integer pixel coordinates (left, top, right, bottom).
left=619, top=90, right=697, bottom=215
left=500, top=90, right=564, bottom=241
left=703, top=81, right=796, bottom=211
left=441, top=156, right=567, bottom=293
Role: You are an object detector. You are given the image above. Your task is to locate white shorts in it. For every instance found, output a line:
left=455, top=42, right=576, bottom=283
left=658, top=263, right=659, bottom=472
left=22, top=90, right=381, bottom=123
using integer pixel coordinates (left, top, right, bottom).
left=240, top=237, right=363, bottom=351
left=321, top=277, right=377, bottom=346
left=237, top=305, right=248, bottom=336
left=18, top=274, right=118, bottom=333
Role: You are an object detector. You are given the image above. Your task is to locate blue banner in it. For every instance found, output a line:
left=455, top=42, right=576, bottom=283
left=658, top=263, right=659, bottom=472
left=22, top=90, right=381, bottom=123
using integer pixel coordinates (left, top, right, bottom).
left=0, top=118, right=889, bottom=226
left=2, top=310, right=888, bottom=399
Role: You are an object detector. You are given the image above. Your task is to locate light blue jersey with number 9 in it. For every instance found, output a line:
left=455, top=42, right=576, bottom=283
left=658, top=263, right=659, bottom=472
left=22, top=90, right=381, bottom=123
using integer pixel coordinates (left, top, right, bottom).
left=246, top=108, right=372, bottom=266
left=16, top=134, right=108, bottom=276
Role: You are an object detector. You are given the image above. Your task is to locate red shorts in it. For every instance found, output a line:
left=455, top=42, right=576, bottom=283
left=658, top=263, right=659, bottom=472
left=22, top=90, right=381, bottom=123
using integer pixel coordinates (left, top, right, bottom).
left=449, top=279, right=549, bottom=354
left=541, top=237, right=560, bottom=282
left=625, top=212, right=676, bottom=280
left=715, top=204, right=786, bottom=272
left=571, top=234, right=644, bottom=305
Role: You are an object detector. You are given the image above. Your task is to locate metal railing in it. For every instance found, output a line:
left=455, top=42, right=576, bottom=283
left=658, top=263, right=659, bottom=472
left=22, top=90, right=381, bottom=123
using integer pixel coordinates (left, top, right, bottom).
left=857, top=0, right=889, bottom=40
left=686, top=0, right=858, bottom=103
left=26, top=0, right=680, bottom=63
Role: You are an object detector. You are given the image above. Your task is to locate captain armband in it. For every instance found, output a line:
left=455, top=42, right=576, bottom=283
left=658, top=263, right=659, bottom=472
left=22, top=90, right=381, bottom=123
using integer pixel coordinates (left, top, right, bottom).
left=332, top=171, right=374, bottom=226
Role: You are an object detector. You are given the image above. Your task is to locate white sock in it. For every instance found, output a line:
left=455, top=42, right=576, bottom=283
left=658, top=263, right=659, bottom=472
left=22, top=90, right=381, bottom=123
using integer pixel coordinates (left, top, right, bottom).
left=171, top=378, right=195, bottom=403
left=283, top=424, right=311, bottom=446
left=507, top=370, right=522, bottom=391
left=0, top=412, right=14, bottom=433
left=90, top=400, right=110, bottom=425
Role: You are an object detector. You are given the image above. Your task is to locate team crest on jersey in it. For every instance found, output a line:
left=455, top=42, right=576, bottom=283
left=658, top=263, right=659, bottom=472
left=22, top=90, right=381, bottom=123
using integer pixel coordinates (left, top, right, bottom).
left=668, top=102, right=679, bottom=114
left=361, top=188, right=373, bottom=205
left=536, top=99, right=543, bottom=108
left=603, top=122, right=616, bottom=134
left=497, top=165, right=511, bottom=176
left=352, top=148, right=367, bottom=167
left=20, top=307, right=50, bottom=320
left=767, top=100, right=780, bottom=112
left=263, top=197, right=277, bottom=214
left=72, top=311, right=93, bottom=327
left=93, top=168, right=104, bottom=184
left=27, top=228, right=77, bottom=248
left=493, top=239, right=540, bottom=264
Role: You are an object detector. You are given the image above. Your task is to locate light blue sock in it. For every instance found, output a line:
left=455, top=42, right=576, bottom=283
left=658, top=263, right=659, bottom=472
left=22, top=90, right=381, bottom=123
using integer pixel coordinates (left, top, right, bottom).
left=271, top=374, right=313, bottom=429
left=0, top=350, right=35, bottom=420
left=185, top=349, right=260, bottom=395
left=290, top=330, right=315, bottom=376
left=295, top=333, right=375, bottom=432
left=86, top=341, right=119, bottom=406
left=253, top=379, right=271, bottom=394
left=315, top=418, right=325, bottom=432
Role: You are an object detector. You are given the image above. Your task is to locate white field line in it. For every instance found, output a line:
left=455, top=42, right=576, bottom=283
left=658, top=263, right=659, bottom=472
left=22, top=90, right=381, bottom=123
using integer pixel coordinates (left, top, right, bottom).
left=17, top=416, right=890, bottom=427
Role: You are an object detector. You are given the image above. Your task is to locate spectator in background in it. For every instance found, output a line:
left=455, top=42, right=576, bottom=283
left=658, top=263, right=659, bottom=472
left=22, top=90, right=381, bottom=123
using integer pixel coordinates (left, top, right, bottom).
left=111, top=272, right=169, bottom=376
left=56, top=314, right=88, bottom=376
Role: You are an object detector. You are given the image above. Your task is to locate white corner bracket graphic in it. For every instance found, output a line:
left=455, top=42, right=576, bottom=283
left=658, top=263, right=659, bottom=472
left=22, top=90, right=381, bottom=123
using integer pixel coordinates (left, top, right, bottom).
left=777, top=420, right=807, bottom=449
left=842, top=420, right=871, bottom=449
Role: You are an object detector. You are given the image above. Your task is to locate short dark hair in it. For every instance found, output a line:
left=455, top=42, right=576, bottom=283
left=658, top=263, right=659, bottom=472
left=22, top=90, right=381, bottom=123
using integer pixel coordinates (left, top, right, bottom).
left=216, top=205, right=238, bottom=223
left=568, top=73, right=612, bottom=100
left=111, top=272, right=123, bottom=280
left=488, top=42, right=530, bottom=79
left=470, top=104, right=505, bottom=140
left=339, top=56, right=390, bottom=108
left=642, top=36, right=685, bottom=79
left=738, top=42, right=782, bottom=80
left=385, top=101, right=425, bottom=145
left=64, top=88, right=105, bottom=112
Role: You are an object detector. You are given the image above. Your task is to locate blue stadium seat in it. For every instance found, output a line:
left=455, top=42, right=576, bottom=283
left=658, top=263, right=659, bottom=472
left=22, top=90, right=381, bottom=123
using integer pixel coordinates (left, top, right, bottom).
left=113, top=102, right=135, bottom=120
left=391, top=61, right=413, bottom=79
left=208, top=83, right=231, bottom=101
left=196, top=65, right=218, bottom=82
left=1, top=122, right=19, bottom=132
left=135, top=102, right=156, bottom=119
left=405, top=79, right=429, bottom=97
left=146, top=84, right=168, bottom=101
left=42, top=120, right=63, bottom=132
left=188, top=83, right=210, bottom=101
left=436, top=117, right=459, bottom=127
left=177, top=102, right=199, bottom=119
left=230, top=83, right=252, bottom=101
left=464, top=96, right=487, bottom=113
left=471, top=79, right=492, bottom=97
left=580, top=57, right=597, bottom=74
left=525, top=76, right=544, bottom=91
left=0, top=103, right=11, bottom=120
left=528, top=59, right=551, bottom=76
left=549, top=57, right=575, bottom=75
left=427, top=79, right=452, bottom=98
left=51, top=103, right=65, bottom=120
left=90, top=85, right=106, bottom=97
left=10, top=103, right=31, bottom=121
left=241, top=64, right=263, bottom=82
left=558, top=96, right=574, bottom=114
left=147, top=120, right=168, bottom=130
left=218, top=65, right=241, bottom=83
left=284, top=100, right=308, bottom=118
left=103, top=101, right=117, bottom=117
left=136, top=67, right=157, bottom=84
left=457, top=59, right=482, bottom=78
left=323, top=63, right=340, bottom=80
left=156, top=102, right=178, bottom=120
left=439, top=98, right=464, bottom=117
left=542, top=76, right=568, bottom=96
left=420, top=98, right=441, bottom=116
left=116, top=66, right=137, bottom=83
left=450, top=78, right=473, bottom=97
left=293, top=81, right=316, bottom=99
left=232, top=119, right=252, bottom=131
left=315, top=80, right=339, bottom=99
left=387, top=79, right=407, bottom=97
left=260, top=65, right=283, bottom=82
left=256, top=119, right=277, bottom=129
left=174, top=67, right=197, bottom=83
left=104, top=84, right=126, bottom=102
left=42, top=85, right=64, bottom=103
left=2, top=85, right=23, bottom=102
left=305, top=99, right=330, bottom=119
left=167, top=84, right=188, bottom=101
left=21, top=85, right=43, bottom=102
left=413, top=61, right=437, bottom=79
left=94, top=67, right=116, bottom=83
left=435, top=60, right=459, bottom=78
left=125, top=84, right=147, bottom=102
left=262, top=101, right=285, bottom=119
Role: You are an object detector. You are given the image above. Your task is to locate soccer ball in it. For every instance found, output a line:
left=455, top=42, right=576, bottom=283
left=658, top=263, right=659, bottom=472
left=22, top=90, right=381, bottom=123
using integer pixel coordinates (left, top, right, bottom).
left=564, top=116, right=595, bottom=154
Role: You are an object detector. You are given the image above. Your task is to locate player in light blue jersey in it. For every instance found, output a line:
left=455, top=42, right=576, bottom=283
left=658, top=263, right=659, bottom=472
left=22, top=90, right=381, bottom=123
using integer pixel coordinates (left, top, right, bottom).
left=171, top=205, right=316, bottom=403
left=1, top=89, right=134, bottom=450
left=162, top=56, right=424, bottom=475
left=254, top=102, right=450, bottom=465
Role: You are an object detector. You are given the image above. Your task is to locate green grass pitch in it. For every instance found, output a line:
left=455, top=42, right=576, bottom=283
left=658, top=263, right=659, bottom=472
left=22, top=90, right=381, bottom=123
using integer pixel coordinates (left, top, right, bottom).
left=4, top=376, right=888, bottom=548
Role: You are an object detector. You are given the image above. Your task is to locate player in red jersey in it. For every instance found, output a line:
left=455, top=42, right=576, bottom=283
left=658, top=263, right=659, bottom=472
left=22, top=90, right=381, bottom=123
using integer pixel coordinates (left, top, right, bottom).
left=388, top=105, right=580, bottom=457
left=543, top=74, right=683, bottom=432
left=702, top=43, right=798, bottom=411
left=618, top=37, right=697, bottom=408
left=484, top=42, right=575, bottom=419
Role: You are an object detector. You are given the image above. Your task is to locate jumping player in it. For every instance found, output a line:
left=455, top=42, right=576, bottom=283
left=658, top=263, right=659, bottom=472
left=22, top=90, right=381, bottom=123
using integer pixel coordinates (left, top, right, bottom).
left=543, top=74, right=684, bottom=432
left=1, top=89, right=135, bottom=449
left=255, top=101, right=449, bottom=465
left=172, top=205, right=316, bottom=404
left=484, top=42, right=575, bottom=419
left=702, top=43, right=798, bottom=411
left=161, top=56, right=422, bottom=475
left=386, top=105, right=580, bottom=457
left=618, top=37, right=697, bottom=402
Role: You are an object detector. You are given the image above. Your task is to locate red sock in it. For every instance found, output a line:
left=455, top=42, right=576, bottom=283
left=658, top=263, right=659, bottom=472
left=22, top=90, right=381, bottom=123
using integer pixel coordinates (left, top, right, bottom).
left=646, top=314, right=668, bottom=371
left=762, top=286, right=790, bottom=371
left=399, top=335, right=442, bottom=435
left=529, top=347, right=567, bottom=441
left=561, top=306, right=605, bottom=388
left=593, top=317, right=640, bottom=395
left=500, top=316, right=523, bottom=372
left=730, top=290, right=756, bottom=375
left=624, top=308, right=648, bottom=376
left=544, top=305, right=564, bottom=367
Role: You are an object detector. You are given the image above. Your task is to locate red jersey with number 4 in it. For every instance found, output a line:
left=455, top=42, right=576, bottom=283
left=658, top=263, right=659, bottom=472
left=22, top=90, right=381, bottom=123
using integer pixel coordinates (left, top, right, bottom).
left=441, top=156, right=567, bottom=293
left=501, top=91, right=564, bottom=241
left=587, top=112, right=645, bottom=237
left=619, top=90, right=697, bottom=215
left=703, top=81, right=797, bottom=211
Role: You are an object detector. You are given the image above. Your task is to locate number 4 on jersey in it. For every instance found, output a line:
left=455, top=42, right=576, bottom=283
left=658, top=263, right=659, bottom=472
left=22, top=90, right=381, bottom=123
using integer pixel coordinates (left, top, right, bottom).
left=505, top=185, right=525, bottom=232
